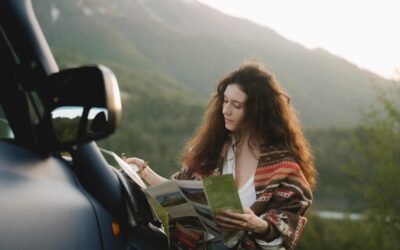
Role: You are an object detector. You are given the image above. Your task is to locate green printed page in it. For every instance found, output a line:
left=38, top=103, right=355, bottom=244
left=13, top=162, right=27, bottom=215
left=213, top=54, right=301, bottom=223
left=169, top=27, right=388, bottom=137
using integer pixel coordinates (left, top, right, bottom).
left=202, top=174, right=243, bottom=215
left=203, top=174, right=244, bottom=245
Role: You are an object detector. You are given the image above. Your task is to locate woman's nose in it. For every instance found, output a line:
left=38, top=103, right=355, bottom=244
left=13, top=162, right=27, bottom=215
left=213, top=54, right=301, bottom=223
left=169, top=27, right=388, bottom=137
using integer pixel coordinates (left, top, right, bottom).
left=223, top=104, right=231, bottom=115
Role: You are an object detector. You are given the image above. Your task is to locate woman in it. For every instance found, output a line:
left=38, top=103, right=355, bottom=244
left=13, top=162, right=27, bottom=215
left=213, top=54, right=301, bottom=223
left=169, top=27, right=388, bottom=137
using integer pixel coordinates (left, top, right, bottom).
left=125, top=61, right=316, bottom=250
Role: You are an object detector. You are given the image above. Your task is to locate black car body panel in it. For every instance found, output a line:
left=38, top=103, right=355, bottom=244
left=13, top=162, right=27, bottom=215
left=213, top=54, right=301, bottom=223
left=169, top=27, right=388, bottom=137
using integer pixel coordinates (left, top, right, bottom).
left=0, top=140, right=113, bottom=249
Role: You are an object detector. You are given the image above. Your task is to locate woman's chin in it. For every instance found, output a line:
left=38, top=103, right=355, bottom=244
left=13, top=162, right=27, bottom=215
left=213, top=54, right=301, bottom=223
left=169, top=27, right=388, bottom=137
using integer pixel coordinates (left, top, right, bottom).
left=225, top=124, right=235, bottom=131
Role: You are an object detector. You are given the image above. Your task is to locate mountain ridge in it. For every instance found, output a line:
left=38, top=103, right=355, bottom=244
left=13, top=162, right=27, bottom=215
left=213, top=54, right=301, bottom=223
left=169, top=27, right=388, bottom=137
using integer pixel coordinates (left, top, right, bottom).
left=33, top=0, right=392, bottom=127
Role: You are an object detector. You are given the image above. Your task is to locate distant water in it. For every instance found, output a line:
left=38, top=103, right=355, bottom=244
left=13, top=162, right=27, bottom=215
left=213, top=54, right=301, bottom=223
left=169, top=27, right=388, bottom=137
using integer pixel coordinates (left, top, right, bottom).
left=315, top=210, right=362, bottom=220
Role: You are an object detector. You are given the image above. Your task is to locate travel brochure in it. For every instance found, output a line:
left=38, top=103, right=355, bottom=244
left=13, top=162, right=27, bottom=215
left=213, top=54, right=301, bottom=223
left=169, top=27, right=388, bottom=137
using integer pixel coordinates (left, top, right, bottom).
left=100, top=148, right=244, bottom=246
left=146, top=174, right=244, bottom=247
left=100, top=148, right=146, bottom=188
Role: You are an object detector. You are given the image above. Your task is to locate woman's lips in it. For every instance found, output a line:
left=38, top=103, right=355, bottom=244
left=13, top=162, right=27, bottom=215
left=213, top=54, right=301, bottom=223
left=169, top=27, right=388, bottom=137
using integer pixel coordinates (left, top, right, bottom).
left=224, top=118, right=234, bottom=124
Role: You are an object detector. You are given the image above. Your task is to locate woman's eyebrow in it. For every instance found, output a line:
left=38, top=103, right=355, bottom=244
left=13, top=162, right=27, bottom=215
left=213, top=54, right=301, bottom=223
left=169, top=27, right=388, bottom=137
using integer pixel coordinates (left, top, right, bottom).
left=223, top=95, right=244, bottom=104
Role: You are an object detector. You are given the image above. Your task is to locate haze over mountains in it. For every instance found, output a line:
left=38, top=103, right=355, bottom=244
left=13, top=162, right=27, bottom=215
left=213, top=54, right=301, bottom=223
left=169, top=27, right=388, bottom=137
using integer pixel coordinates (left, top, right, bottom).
left=34, top=0, right=392, bottom=128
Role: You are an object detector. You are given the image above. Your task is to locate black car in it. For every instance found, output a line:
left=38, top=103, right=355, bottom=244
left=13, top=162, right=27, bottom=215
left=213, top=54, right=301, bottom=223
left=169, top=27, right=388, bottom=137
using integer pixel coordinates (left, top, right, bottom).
left=0, top=0, right=168, bottom=249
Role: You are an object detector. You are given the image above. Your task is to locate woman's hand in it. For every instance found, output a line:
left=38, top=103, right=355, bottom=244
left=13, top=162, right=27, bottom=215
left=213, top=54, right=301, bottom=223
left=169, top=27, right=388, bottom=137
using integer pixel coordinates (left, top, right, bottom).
left=123, top=156, right=168, bottom=186
left=214, top=208, right=269, bottom=234
left=124, top=157, right=147, bottom=172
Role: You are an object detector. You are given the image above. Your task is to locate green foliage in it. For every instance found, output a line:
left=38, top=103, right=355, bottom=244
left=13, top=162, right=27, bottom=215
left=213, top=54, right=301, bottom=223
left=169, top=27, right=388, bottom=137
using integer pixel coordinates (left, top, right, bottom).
left=53, top=117, right=79, bottom=142
left=345, top=86, right=400, bottom=248
left=301, top=85, right=400, bottom=250
left=298, top=213, right=374, bottom=250
left=305, top=128, right=366, bottom=211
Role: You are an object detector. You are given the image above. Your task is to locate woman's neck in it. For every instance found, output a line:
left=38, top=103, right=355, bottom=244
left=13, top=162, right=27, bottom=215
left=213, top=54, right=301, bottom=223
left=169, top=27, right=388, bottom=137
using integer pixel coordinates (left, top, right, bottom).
left=232, top=133, right=261, bottom=159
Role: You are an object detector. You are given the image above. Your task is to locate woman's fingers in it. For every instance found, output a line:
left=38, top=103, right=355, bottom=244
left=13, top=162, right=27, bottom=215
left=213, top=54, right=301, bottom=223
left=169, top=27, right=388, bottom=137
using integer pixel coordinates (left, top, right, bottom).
left=125, top=157, right=144, bottom=165
left=215, top=215, right=246, bottom=230
left=215, top=208, right=268, bottom=233
left=215, top=210, right=250, bottom=230
left=220, top=209, right=251, bottom=221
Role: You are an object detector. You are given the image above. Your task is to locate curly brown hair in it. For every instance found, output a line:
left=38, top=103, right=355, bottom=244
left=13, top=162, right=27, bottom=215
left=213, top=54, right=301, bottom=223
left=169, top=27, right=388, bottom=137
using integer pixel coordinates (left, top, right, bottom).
left=182, top=61, right=316, bottom=187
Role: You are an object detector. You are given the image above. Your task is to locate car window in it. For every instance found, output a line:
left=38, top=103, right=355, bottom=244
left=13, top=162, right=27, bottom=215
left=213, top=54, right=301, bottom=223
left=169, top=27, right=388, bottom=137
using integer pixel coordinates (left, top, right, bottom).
left=0, top=105, right=14, bottom=139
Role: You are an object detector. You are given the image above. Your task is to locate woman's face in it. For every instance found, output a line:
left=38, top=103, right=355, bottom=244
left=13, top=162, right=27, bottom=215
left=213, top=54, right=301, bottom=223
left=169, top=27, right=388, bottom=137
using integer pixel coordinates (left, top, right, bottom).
left=222, top=84, right=247, bottom=132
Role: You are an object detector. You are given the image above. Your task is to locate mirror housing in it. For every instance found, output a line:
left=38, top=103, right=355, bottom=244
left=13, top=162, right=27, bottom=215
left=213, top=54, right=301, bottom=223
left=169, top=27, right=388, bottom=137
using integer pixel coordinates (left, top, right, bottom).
left=39, top=65, right=122, bottom=150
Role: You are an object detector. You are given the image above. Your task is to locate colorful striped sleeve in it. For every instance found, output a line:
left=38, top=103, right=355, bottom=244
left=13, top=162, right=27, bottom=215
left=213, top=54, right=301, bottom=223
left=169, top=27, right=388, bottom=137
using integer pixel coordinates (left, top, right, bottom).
left=251, top=159, right=313, bottom=250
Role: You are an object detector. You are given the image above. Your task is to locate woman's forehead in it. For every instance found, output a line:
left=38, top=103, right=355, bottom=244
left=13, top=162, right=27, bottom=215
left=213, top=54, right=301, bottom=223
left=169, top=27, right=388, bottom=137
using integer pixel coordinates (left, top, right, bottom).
left=224, top=84, right=247, bottom=103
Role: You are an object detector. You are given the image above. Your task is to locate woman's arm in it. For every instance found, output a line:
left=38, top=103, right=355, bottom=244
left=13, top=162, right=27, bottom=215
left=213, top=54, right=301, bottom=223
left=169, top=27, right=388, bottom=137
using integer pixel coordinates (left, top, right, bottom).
left=124, top=157, right=168, bottom=186
left=253, top=161, right=312, bottom=250
left=214, top=208, right=270, bottom=234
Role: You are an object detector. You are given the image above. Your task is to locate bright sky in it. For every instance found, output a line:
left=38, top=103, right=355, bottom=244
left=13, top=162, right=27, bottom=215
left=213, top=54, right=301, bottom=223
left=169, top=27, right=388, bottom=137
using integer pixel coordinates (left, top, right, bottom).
left=197, top=0, right=400, bottom=80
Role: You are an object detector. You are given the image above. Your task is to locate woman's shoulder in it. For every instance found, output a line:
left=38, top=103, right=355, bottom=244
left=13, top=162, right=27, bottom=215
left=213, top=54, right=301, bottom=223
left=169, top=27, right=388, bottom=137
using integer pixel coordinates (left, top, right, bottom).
left=256, top=146, right=310, bottom=190
left=258, top=145, right=297, bottom=166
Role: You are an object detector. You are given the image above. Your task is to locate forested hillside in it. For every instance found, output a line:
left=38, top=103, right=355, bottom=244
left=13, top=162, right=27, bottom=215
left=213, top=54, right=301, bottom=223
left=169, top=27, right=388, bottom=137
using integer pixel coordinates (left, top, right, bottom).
left=33, top=0, right=392, bottom=127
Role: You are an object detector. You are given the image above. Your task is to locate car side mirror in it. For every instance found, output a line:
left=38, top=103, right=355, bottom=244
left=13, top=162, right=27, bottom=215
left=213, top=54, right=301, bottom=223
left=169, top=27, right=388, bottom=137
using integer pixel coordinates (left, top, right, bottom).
left=42, top=65, right=122, bottom=149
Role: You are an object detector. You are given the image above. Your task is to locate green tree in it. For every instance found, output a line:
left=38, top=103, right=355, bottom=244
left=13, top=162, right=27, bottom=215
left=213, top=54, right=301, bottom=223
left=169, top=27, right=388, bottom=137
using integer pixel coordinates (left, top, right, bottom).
left=298, top=213, right=372, bottom=250
left=347, top=85, right=400, bottom=249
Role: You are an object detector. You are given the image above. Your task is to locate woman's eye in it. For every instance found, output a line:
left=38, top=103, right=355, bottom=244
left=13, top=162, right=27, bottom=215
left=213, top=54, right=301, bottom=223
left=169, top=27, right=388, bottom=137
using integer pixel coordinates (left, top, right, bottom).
left=232, top=102, right=242, bottom=109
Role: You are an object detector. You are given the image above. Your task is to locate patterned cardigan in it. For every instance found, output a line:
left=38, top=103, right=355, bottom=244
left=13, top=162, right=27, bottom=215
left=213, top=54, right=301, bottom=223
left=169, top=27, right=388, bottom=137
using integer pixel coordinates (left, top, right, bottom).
left=170, top=146, right=313, bottom=250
